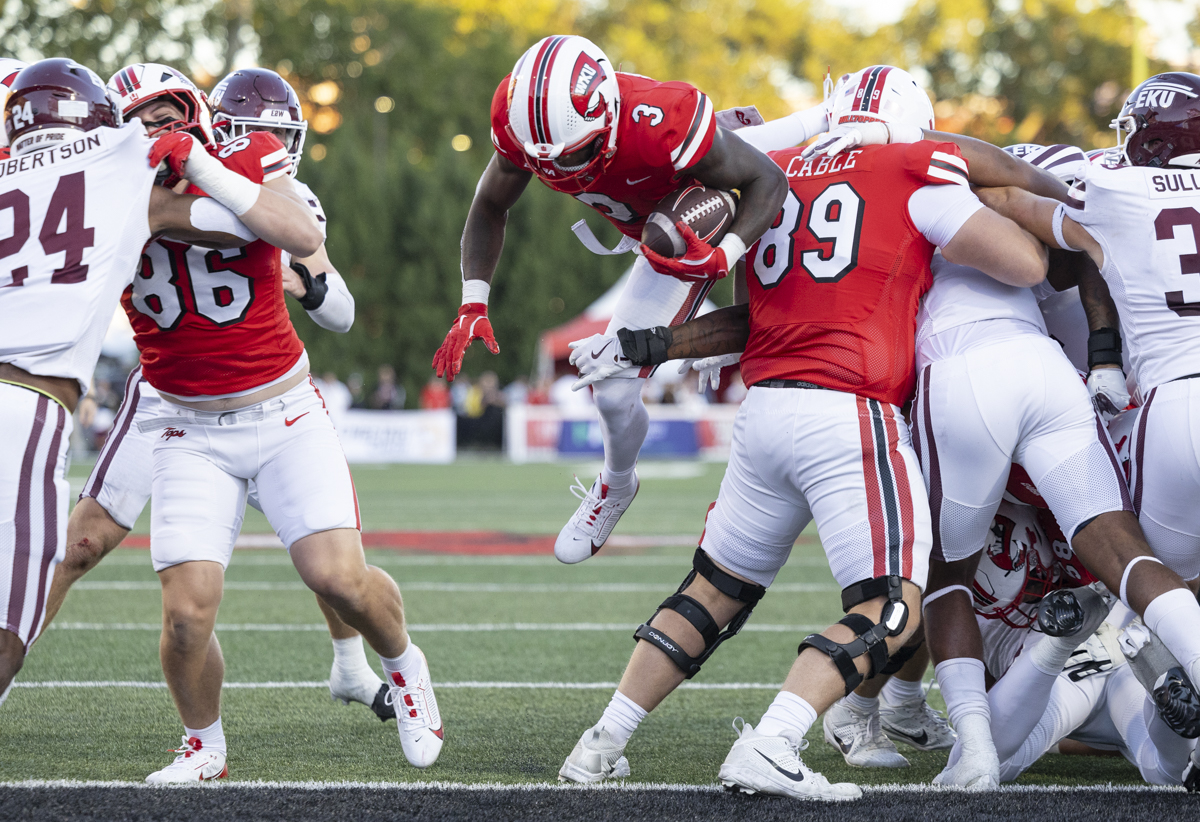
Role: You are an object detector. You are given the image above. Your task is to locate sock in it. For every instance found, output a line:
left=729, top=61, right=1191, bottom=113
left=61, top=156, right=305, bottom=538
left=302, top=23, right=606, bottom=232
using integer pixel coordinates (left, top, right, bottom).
left=332, top=635, right=373, bottom=674
left=756, top=691, right=819, bottom=739
left=593, top=378, right=649, bottom=484
left=185, top=717, right=226, bottom=755
left=1027, top=632, right=1086, bottom=676
left=599, top=691, right=647, bottom=747
left=843, top=691, right=878, bottom=714
left=1143, top=589, right=1200, bottom=686
left=379, top=642, right=422, bottom=688
left=0, top=680, right=11, bottom=708
left=882, top=676, right=925, bottom=704
left=987, top=649, right=1061, bottom=762
left=935, top=657, right=992, bottom=768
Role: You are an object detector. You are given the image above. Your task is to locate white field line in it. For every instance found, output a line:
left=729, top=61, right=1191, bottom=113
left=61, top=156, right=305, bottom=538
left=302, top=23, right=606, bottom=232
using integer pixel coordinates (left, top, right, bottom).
left=13, top=680, right=779, bottom=691
left=71, top=581, right=835, bottom=593
left=95, top=552, right=833, bottom=568
left=49, top=621, right=826, bottom=633
left=0, top=779, right=1181, bottom=793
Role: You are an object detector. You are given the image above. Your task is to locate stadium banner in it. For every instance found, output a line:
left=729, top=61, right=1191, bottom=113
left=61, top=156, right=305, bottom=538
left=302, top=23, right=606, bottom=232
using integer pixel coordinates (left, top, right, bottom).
left=506, top=404, right=739, bottom=462
left=337, top=409, right=456, bottom=463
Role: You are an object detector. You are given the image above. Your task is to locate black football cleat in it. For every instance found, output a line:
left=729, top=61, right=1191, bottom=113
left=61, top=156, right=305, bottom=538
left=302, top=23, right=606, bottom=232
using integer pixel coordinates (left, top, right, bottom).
left=1183, top=750, right=1200, bottom=793
left=1153, top=667, right=1200, bottom=740
left=1038, top=589, right=1086, bottom=637
left=371, top=682, right=397, bottom=722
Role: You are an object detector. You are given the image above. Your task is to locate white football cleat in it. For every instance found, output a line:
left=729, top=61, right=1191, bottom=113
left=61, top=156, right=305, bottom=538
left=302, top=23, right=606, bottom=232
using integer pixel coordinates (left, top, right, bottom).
left=718, top=719, right=862, bottom=801
left=145, top=736, right=228, bottom=784
left=879, top=691, right=956, bottom=751
left=554, top=473, right=639, bottom=564
left=558, top=725, right=631, bottom=783
left=823, top=699, right=909, bottom=767
left=385, top=645, right=444, bottom=768
left=330, top=660, right=395, bottom=721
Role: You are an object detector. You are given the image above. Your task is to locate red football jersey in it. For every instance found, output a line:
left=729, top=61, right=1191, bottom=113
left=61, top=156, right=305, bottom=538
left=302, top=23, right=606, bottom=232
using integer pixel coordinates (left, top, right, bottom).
left=740, top=141, right=968, bottom=407
left=124, top=131, right=301, bottom=396
left=491, top=72, right=716, bottom=239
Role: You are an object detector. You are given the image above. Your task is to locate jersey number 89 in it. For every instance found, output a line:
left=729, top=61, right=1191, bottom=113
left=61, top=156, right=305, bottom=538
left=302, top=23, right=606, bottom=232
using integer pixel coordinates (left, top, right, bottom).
left=753, top=182, right=865, bottom=289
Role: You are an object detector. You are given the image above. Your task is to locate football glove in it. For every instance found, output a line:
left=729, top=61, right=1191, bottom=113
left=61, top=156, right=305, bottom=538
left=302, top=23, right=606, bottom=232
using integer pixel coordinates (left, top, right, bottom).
left=149, top=131, right=199, bottom=177
left=569, top=333, right=633, bottom=390
left=1087, top=367, right=1131, bottom=423
left=432, top=303, right=498, bottom=381
left=681, top=352, right=742, bottom=392
left=800, top=121, right=923, bottom=160
left=641, top=223, right=738, bottom=282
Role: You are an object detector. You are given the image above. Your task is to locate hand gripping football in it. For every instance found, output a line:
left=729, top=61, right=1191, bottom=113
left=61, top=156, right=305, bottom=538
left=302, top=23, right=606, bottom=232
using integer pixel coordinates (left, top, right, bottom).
left=641, top=184, right=738, bottom=258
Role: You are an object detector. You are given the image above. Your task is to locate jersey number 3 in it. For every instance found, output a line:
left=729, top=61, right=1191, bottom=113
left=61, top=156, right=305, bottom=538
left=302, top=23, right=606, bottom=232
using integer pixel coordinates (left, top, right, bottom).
left=752, top=183, right=864, bottom=288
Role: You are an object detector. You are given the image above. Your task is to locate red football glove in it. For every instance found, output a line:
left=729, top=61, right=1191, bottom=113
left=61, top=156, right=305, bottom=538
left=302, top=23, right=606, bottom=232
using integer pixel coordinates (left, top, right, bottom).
left=148, top=132, right=197, bottom=177
left=432, top=303, right=499, bottom=381
left=641, top=222, right=730, bottom=282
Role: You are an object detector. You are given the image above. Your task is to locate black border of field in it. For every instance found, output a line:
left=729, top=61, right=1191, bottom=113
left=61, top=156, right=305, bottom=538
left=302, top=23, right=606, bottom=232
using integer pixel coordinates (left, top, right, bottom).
left=0, top=786, right=1192, bottom=822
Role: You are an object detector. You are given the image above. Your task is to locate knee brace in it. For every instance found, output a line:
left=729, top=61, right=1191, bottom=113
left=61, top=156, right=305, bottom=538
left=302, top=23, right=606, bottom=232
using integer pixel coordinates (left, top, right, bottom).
left=879, top=635, right=924, bottom=677
left=633, top=548, right=766, bottom=678
left=798, top=575, right=910, bottom=695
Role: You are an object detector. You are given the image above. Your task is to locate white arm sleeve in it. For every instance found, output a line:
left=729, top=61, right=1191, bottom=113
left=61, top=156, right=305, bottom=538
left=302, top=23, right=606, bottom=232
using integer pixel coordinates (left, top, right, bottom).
left=305, top=269, right=355, bottom=333
left=907, top=184, right=985, bottom=249
left=734, top=102, right=830, bottom=152
left=187, top=197, right=257, bottom=241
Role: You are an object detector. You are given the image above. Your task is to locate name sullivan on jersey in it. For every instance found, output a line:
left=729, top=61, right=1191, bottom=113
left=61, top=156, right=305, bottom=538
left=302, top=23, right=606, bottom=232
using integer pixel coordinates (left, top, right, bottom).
left=0, top=133, right=103, bottom=179
left=1149, top=171, right=1200, bottom=196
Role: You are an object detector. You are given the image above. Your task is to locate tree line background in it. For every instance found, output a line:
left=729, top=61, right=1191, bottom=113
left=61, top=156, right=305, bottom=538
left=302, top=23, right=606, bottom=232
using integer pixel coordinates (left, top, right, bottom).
left=1, top=0, right=1188, bottom=404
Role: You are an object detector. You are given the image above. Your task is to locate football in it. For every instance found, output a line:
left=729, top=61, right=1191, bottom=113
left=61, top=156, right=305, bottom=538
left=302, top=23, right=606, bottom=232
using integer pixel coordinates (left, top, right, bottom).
left=641, top=183, right=738, bottom=258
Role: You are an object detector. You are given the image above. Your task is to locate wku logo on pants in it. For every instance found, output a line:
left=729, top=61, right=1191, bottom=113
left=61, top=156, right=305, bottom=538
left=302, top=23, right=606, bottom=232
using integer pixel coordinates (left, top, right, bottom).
left=161, top=427, right=186, bottom=440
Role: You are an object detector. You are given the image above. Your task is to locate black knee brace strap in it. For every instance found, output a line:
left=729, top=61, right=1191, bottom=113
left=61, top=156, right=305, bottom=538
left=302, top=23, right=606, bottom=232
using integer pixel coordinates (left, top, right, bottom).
left=633, top=548, right=766, bottom=679
left=879, top=636, right=923, bottom=677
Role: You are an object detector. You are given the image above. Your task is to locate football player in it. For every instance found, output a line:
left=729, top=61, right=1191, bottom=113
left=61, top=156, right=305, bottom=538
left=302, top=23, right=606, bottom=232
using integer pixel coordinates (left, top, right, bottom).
left=563, top=65, right=1051, bottom=799
left=0, top=57, right=322, bottom=706
left=434, top=35, right=790, bottom=565
left=974, top=71, right=1200, bottom=785
left=38, top=64, right=391, bottom=723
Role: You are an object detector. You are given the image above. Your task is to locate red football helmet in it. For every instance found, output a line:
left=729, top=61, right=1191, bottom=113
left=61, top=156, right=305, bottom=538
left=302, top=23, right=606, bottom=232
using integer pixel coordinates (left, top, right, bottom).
left=1113, top=72, right=1200, bottom=168
left=210, top=68, right=307, bottom=174
left=107, top=63, right=214, bottom=144
left=4, top=58, right=121, bottom=156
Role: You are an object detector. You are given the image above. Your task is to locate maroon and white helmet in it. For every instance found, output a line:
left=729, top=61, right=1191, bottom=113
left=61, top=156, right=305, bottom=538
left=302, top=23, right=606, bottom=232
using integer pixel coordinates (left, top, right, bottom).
left=107, top=62, right=214, bottom=144
left=972, top=500, right=1058, bottom=630
left=210, top=68, right=307, bottom=174
left=1086, top=147, right=1123, bottom=168
left=1003, top=143, right=1089, bottom=184
left=1112, top=72, right=1200, bottom=168
left=504, top=35, right=620, bottom=193
left=0, top=58, right=28, bottom=148
left=828, top=65, right=934, bottom=130
left=4, top=58, right=121, bottom=157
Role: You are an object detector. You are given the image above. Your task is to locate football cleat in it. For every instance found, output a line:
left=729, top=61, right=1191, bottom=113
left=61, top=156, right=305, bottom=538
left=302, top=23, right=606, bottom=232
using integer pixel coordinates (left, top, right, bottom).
left=554, top=473, right=639, bottom=564
left=145, top=736, right=228, bottom=784
left=879, top=691, right=956, bottom=751
left=822, top=699, right=909, bottom=767
left=330, top=661, right=395, bottom=722
left=1184, top=748, right=1200, bottom=793
left=1038, top=585, right=1111, bottom=639
left=1153, top=667, right=1200, bottom=739
left=718, top=719, right=862, bottom=801
left=558, top=725, right=631, bottom=783
left=384, top=645, right=444, bottom=768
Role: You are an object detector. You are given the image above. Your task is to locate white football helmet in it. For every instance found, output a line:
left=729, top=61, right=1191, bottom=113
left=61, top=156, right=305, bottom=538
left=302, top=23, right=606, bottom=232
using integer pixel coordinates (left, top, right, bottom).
left=107, top=62, right=214, bottom=144
left=1003, top=143, right=1088, bottom=184
left=0, top=58, right=28, bottom=148
left=504, top=35, right=620, bottom=193
left=828, top=65, right=934, bottom=131
left=972, top=500, right=1057, bottom=630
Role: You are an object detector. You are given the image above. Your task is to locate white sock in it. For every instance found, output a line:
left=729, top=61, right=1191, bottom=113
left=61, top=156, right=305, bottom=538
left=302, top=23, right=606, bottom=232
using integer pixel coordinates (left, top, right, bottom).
left=1143, top=589, right=1200, bottom=690
left=332, top=635, right=373, bottom=673
left=882, top=676, right=925, bottom=704
left=0, top=680, right=12, bottom=708
left=843, top=691, right=878, bottom=714
left=935, top=658, right=990, bottom=728
left=756, top=691, right=818, bottom=739
left=987, top=648, right=1061, bottom=762
left=593, top=378, right=649, bottom=484
left=1027, top=631, right=1085, bottom=676
left=379, top=641, right=422, bottom=688
left=599, top=691, right=647, bottom=747
left=185, top=717, right=226, bottom=755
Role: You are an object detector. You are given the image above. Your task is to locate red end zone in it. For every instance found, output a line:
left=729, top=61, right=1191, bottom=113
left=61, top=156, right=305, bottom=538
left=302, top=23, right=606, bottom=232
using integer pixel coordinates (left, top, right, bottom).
left=120, top=531, right=557, bottom=555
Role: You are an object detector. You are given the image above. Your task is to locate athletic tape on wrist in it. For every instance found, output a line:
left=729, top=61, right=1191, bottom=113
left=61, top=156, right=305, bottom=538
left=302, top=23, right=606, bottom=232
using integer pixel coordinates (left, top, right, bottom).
left=921, top=584, right=972, bottom=611
left=188, top=198, right=255, bottom=241
left=1052, top=203, right=1081, bottom=252
left=718, top=233, right=747, bottom=265
left=462, top=279, right=490, bottom=307
left=184, top=146, right=260, bottom=216
left=1120, top=555, right=1164, bottom=607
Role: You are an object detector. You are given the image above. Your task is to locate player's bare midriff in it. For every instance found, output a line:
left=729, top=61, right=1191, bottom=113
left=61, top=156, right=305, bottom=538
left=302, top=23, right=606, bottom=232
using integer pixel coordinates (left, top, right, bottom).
left=0, top=362, right=81, bottom=413
left=157, top=366, right=309, bottom=412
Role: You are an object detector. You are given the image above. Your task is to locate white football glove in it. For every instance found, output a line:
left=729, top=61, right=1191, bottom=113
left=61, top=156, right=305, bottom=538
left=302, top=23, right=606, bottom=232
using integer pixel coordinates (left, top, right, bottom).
left=1087, top=367, right=1131, bottom=422
left=568, top=333, right=632, bottom=390
left=800, top=121, right=924, bottom=160
left=679, top=352, right=742, bottom=391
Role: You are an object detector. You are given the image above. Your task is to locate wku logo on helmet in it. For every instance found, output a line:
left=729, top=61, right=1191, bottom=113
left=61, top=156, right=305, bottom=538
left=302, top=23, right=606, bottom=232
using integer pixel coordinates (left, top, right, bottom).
left=570, top=53, right=607, bottom=120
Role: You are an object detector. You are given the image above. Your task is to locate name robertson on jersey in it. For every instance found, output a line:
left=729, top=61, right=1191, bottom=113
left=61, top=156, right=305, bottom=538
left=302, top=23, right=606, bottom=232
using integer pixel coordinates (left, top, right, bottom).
left=1149, top=170, right=1200, bottom=198
left=0, top=133, right=104, bottom=179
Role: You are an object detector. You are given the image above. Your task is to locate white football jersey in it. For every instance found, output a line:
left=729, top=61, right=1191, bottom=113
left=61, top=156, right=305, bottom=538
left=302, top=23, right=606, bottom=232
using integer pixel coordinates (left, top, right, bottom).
left=915, top=252, right=1048, bottom=364
left=280, top=178, right=326, bottom=270
left=1075, top=163, right=1200, bottom=392
left=0, top=124, right=156, bottom=392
